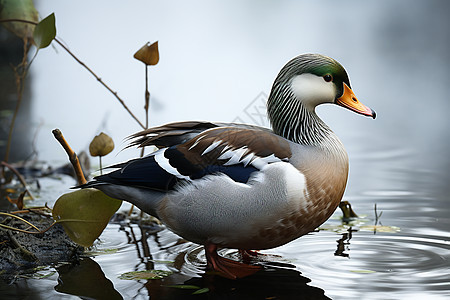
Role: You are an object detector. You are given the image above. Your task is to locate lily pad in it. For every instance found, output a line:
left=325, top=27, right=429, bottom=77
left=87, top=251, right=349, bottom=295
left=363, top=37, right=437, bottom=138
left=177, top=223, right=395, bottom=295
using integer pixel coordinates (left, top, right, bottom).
left=149, top=259, right=175, bottom=264
left=350, top=269, right=377, bottom=274
left=119, top=270, right=172, bottom=280
left=52, top=189, right=122, bottom=247
left=193, top=288, right=210, bottom=295
left=85, top=248, right=119, bottom=256
left=359, top=225, right=401, bottom=233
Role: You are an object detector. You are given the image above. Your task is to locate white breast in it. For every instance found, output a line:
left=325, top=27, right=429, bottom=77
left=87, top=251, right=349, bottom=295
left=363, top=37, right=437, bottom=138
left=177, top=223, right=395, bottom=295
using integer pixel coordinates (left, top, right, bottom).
left=158, top=161, right=309, bottom=249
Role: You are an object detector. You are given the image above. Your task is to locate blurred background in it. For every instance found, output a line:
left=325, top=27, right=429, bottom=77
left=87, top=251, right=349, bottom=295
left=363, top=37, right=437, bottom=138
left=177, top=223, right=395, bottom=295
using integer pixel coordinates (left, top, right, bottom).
left=0, top=1, right=448, bottom=171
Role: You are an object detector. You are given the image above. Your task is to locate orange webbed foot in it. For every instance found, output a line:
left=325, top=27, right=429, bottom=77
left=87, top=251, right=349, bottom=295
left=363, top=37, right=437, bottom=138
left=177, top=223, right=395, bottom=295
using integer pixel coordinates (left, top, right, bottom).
left=205, top=243, right=262, bottom=279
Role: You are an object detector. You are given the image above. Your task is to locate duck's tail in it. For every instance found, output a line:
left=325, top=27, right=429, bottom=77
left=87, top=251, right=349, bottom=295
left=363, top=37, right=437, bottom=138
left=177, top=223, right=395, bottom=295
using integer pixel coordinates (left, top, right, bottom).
left=78, top=181, right=165, bottom=218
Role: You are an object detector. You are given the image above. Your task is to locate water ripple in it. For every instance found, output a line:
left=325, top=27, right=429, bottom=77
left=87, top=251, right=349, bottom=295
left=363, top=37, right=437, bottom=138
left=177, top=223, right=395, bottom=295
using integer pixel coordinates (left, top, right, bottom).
left=275, top=230, right=450, bottom=299
left=93, top=220, right=449, bottom=299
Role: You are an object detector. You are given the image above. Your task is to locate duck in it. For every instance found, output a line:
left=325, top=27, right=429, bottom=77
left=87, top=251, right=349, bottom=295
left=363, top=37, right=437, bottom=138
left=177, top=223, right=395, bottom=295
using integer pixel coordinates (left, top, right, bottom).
left=82, top=53, right=376, bottom=279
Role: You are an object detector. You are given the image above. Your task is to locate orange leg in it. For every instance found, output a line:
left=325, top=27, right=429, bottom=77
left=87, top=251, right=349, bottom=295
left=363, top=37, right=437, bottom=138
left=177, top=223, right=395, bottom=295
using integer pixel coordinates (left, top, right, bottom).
left=239, top=249, right=262, bottom=263
left=204, top=243, right=262, bottom=279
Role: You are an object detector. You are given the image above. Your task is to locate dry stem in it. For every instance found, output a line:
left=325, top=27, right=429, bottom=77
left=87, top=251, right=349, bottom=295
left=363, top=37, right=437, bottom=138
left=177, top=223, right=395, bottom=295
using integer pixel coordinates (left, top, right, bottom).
left=1, top=161, right=34, bottom=200
left=52, top=129, right=87, bottom=185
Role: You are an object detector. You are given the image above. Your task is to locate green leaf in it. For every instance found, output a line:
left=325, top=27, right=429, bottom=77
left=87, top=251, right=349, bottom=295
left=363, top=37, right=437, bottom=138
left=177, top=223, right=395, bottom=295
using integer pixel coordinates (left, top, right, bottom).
left=192, top=288, right=209, bottom=295
left=119, top=270, right=172, bottom=280
left=52, top=189, right=122, bottom=247
left=0, top=0, right=39, bottom=40
left=164, top=285, right=201, bottom=290
left=33, top=13, right=56, bottom=49
left=85, top=248, right=119, bottom=256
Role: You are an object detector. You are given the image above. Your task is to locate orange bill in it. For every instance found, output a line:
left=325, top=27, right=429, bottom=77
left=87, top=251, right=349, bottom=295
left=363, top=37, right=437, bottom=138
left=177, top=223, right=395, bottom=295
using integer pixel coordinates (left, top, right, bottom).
left=336, top=83, right=376, bottom=119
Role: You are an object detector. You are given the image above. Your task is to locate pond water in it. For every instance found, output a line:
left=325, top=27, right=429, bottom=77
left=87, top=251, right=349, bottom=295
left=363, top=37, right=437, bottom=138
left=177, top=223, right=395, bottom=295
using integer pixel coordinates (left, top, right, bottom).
left=2, top=139, right=449, bottom=299
left=1, top=1, right=449, bottom=299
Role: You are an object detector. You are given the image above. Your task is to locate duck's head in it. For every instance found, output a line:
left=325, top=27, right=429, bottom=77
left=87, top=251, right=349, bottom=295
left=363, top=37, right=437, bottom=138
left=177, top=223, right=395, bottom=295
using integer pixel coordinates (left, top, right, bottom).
left=268, top=53, right=376, bottom=117
left=267, top=53, right=376, bottom=143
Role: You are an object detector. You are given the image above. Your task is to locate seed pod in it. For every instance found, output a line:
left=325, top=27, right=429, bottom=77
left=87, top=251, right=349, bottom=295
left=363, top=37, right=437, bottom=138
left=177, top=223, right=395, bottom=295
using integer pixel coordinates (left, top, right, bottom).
left=89, top=132, right=114, bottom=157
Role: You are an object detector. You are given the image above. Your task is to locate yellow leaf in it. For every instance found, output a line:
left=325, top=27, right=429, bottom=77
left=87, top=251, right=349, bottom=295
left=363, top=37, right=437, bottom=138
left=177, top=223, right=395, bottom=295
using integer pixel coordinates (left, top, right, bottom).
left=360, top=225, right=401, bottom=233
left=52, top=189, right=122, bottom=247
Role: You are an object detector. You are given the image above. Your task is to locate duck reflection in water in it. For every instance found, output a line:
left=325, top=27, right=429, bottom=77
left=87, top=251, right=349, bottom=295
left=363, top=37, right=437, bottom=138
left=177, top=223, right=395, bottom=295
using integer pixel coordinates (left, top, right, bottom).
left=112, top=221, right=333, bottom=299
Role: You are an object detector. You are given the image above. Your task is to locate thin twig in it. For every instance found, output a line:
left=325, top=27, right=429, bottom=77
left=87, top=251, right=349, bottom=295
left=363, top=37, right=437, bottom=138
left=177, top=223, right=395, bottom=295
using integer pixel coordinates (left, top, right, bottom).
left=140, top=64, right=150, bottom=157
left=99, top=156, right=103, bottom=175
left=0, top=212, right=40, bottom=232
left=0, top=211, right=56, bottom=235
left=54, top=39, right=145, bottom=129
left=0, top=18, right=145, bottom=129
left=145, top=64, right=150, bottom=129
left=1, top=161, right=34, bottom=200
left=0, top=221, right=56, bottom=235
left=6, top=230, right=38, bottom=261
left=374, top=203, right=383, bottom=226
left=11, top=207, right=50, bottom=214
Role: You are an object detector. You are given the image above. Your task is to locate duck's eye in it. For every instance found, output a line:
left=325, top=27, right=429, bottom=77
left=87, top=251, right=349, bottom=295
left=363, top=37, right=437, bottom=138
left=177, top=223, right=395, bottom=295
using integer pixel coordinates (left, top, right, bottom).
left=323, top=74, right=333, bottom=82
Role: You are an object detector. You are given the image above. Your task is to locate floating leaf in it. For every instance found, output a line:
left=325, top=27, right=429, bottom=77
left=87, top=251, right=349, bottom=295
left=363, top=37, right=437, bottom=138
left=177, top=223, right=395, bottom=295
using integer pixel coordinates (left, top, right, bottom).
left=89, top=132, right=115, bottom=157
left=134, top=41, right=159, bottom=65
left=149, top=259, right=175, bottom=264
left=52, top=189, right=122, bottom=247
left=350, top=269, right=376, bottom=274
left=0, top=0, right=39, bottom=40
left=85, top=248, right=119, bottom=256
left=33, top=13, right=56, bottom=49
left=119, top=270, right=172, bottom=280
left=359, top=225, right=401, bottom=233
left=164, top=285, right=201, bottom=290
left=192, top=288, right=210, bottom=295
